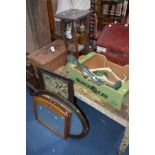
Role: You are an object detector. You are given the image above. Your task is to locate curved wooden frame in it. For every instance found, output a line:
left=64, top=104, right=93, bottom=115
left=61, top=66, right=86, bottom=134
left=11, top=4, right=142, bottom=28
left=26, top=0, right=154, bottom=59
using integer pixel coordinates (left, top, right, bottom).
left=34, top=90, right=89, bottom=138
left=33, top=95, right=71, bottom=139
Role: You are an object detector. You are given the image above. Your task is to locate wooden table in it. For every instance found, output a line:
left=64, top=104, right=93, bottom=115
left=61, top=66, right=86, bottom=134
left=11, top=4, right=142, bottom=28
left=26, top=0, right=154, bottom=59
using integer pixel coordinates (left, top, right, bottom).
left=55, top=66, right=129, bottom=155
left=55, top=9, right=92, bottom=58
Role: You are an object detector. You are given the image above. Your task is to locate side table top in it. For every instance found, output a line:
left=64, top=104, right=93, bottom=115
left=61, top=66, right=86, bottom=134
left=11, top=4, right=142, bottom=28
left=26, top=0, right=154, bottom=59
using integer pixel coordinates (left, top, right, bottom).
left=55, top=9, right=92, bottom=20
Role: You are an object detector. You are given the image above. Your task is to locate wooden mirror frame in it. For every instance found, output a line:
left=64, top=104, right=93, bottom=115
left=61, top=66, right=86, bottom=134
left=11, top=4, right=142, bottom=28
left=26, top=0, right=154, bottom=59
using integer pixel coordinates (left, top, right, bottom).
left=34, top=90, right=89, bottom=138
left=33, top=95, right=71, bottom=139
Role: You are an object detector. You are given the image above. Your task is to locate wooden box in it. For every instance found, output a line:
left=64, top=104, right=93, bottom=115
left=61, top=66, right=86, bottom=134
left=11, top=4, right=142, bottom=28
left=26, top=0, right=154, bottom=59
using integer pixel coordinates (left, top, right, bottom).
left=27, top=39, right=67, bottom=74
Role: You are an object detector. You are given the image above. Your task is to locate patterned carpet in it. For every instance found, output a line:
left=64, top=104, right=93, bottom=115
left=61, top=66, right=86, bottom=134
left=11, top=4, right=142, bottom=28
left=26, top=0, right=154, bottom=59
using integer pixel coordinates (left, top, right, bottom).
left=26, top=89, right=129, bottom=155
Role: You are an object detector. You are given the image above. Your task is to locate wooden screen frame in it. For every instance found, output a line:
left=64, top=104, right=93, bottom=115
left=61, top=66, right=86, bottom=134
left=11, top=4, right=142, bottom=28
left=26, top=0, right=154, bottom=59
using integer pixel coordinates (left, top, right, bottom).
left=34, top=90, right=89, bottom=138
left=33, top=95, right=71, bottom=139
left=37, top=67, right=74, bottom=103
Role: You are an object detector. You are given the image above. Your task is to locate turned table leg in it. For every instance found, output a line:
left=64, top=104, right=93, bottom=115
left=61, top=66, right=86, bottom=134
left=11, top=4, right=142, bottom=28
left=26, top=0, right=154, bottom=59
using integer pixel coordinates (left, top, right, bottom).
left=118, top=125, right=129, bottom=155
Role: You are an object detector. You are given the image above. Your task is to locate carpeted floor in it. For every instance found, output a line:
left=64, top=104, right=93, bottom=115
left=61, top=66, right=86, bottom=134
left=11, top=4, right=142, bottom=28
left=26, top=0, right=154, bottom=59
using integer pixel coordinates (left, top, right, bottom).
left=26, top=89, right=129, bottom=155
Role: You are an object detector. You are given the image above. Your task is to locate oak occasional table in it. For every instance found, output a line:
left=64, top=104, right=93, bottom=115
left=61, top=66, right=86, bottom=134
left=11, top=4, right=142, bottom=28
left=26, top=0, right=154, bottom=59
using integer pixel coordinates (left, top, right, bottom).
left=55, top=9, right=92, bottom=58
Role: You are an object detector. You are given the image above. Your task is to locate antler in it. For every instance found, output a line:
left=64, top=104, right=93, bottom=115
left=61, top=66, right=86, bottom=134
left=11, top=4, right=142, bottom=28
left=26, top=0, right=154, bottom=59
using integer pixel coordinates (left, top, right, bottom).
left=89, top=67, right=126, bottom=84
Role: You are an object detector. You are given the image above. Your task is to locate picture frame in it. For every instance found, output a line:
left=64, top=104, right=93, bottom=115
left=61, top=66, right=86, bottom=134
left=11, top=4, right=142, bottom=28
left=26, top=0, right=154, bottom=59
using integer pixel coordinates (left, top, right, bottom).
left=34, top=90, right=89, bottom=138
left=37, top=67, right=74, bottom=103
left=33, top=94, right=72, bottom=139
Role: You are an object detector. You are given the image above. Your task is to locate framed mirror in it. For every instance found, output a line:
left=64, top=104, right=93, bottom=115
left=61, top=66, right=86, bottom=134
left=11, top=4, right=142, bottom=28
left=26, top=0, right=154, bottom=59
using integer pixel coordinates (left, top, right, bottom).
left=34, top=90, right=89, bottom=138
left=33, top=94, right=72, bottom=139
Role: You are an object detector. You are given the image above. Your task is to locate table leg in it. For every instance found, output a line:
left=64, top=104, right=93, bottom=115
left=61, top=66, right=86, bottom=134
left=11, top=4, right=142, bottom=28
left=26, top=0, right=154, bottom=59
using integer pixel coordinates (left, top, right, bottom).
left=73, top=21, right=79, bottom=58
left=118, top=125, right=129, bottom=155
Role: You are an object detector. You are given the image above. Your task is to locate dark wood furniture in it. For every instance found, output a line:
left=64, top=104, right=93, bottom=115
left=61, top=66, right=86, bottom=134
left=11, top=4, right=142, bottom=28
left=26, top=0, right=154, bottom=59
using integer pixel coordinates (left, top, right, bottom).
left=89, top=0, right=98, bottom=50
left=125, top=0, right=129, bottom=23
left=26, top=52, right=41, bottom=94
left=46, top=0, right=55, bottom=34
left=26, top=63, right=40, bottom=92
left=97, top=0, right=128, bottom=26
left=55, top=9, right=92, bottom=58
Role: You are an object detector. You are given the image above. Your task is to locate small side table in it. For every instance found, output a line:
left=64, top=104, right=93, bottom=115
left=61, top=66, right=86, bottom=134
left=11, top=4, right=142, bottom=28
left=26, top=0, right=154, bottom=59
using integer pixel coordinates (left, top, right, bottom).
left=55, top=9, right=92, bottom=58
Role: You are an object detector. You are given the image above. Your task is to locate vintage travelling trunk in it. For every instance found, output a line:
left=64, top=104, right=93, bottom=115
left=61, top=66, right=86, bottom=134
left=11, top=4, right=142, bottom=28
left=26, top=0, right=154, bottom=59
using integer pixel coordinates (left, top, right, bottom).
left=27, top=39, right=67, bottom=74
left=96, top=23, right=129, bottom=66
left=66, top=52, right=129, bottom=110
